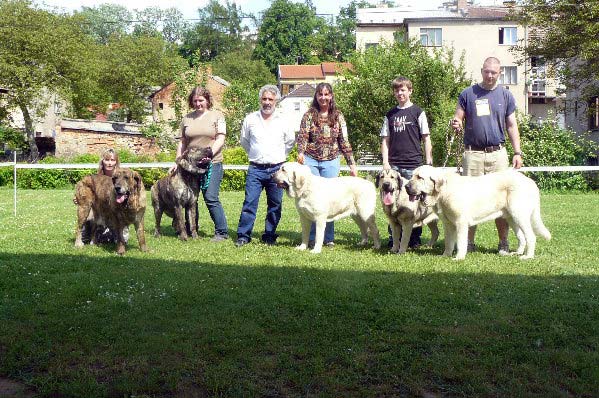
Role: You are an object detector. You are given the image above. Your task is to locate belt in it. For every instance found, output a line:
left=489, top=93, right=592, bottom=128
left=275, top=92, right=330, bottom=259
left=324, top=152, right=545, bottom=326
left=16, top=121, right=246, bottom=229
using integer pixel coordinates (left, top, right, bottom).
left=465, top=144, right=503, bottom=153
left=249, top=162, right=283, bottom=169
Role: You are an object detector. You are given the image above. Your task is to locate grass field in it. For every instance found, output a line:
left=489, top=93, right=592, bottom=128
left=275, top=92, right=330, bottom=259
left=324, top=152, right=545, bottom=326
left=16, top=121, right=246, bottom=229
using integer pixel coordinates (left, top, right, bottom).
left=0, top=187, right=598, bottom=397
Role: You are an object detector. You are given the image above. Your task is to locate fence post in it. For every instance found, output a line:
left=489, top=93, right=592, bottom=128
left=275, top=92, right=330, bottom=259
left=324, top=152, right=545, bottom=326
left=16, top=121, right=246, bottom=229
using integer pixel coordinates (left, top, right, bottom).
left=13, top=151, right=17, bottom=216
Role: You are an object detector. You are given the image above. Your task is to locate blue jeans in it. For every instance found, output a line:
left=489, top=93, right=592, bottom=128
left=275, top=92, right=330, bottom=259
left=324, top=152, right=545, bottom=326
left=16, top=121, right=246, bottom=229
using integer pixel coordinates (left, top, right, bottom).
left=304, top=155, right=340, bottom=243
left=236, top=163, right=283, bottom=243
left=200, top=162, right=228, bottom=237
left=388, top=165, right=422, bottom=246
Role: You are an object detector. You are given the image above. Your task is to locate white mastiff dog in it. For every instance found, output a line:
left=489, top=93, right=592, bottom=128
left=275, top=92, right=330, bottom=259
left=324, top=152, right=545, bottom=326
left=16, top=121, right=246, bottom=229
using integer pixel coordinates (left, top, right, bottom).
left=272, top=162, right=381, bottom=253
left=405, top=165, right=551, bottom=260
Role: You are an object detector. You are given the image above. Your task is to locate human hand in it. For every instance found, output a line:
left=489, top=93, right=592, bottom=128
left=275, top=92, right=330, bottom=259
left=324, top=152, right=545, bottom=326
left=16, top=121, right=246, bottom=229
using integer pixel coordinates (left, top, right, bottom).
left=349, top=164, right=358, bottom=177
left=383, top=162, right=391, bottom=171
left=512, top=154, right=523, bottom=169
left=297, top=153, right=305, bottom=164
left=450, top=118, right=463, bottom=133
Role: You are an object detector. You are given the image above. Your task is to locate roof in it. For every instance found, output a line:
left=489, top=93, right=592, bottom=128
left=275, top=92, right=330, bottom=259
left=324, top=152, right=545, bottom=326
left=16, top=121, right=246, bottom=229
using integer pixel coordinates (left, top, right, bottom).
left=357, top=5, right=510, bottom=25
left=148, top=75, right=230, bottom=99
left=278, top=62, right=353, bottom=80
left=286, top=83, right=315, bottom=98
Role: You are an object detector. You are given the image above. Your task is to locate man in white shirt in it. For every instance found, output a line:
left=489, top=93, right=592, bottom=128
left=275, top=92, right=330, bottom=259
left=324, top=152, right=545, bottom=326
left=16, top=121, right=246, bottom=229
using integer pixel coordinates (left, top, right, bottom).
left=235, top=85, right=296, bottom=247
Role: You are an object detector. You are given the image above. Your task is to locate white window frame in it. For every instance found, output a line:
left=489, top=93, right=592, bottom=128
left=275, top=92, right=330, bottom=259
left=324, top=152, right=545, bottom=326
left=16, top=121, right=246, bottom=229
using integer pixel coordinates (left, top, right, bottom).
left=500, top=66, right=518, bottom=85
left=420, top=28, right=442, bottom=47
left=499, top=27, right=517, bottom=45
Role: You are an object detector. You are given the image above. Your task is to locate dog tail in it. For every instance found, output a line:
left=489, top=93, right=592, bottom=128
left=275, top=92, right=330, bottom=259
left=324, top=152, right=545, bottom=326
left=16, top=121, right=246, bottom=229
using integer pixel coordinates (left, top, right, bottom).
left=532, top=204, right=551, bottom=241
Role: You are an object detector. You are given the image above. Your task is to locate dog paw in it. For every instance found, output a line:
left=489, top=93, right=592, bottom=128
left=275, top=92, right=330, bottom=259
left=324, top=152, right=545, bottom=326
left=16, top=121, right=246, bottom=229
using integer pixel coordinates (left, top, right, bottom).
left=74, top=240, right=84, bottom=248
left=154, top=231, right=161, bottom=238
left=140, top=245, right=148, bottom=252
left=310, top=248, right=322, bottom=254
left=296, top=244, right=307, bottom=251
left=178, top=234, right=188, bottom=241
left=453, top=255, right=466, bottom=261
left=357, top=239, right=368, bottom=246
left=373, top=243, right=381, bottom=250
left=519, top=254, right=534, bottom=260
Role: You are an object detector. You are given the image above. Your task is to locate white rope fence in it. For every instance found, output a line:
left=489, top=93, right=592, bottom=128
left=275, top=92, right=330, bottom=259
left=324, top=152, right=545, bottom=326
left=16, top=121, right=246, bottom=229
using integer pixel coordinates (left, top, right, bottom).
left=2, top=157, right=599, bottom=216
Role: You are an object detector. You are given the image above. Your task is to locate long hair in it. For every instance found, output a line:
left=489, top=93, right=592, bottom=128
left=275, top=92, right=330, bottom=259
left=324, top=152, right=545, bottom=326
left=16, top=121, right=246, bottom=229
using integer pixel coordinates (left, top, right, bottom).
left=187, top=86, right=214, bottom=110
left=309, top=82, right=339, bottom=127
left=97, top=148, right=120, bottom=175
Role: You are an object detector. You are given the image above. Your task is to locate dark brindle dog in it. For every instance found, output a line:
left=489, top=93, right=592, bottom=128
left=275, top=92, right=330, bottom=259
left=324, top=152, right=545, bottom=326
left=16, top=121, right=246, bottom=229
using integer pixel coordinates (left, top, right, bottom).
left=151, top=147, right=213, bottom=240
left=74, top=168, right=147, bottom=255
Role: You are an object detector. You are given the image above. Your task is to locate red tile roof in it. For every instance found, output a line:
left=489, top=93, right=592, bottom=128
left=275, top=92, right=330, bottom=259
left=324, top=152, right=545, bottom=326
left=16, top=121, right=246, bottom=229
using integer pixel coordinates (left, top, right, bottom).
left=279, top=62, right=353, bottom=79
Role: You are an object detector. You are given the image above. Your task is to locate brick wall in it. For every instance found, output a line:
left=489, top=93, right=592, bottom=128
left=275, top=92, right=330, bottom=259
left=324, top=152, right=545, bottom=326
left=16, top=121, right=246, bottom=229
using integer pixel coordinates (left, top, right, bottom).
left=55, top=119, right=161, bottom=159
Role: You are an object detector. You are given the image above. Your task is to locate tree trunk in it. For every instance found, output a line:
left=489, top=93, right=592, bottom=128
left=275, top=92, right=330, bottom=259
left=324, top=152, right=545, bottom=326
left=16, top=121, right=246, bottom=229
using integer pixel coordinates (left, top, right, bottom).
left=19, top=104, right=39, bottom=162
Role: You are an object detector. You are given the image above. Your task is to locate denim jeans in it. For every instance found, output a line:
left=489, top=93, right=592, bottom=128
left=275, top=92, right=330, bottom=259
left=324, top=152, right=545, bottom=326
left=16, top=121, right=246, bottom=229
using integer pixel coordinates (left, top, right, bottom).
left=200, top=162, right=228, bottom=237
left=389, top=165, right=422, bottom=246
left=236, top=163, right=283, bottom=243
left=304, top=155, right=340, bottom=243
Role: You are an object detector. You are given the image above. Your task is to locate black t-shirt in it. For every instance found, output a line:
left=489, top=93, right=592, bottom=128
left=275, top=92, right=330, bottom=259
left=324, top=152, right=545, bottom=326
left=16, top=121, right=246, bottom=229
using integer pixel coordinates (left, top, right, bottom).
left=384, top=105, right=425, bottom=169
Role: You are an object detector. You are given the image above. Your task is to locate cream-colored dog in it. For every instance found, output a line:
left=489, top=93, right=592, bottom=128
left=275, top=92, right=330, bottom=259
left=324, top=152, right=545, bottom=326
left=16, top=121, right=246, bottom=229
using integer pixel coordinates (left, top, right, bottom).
left=405, top=165, right=551, bottom=260
left=376, top=169, right=439, bottom=253
left=272, top=162, right=380, bottom=253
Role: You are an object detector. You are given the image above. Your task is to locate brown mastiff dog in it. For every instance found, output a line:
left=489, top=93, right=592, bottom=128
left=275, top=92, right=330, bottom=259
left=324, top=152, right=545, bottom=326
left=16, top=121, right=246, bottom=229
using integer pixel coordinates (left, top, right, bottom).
left=74, top=168, right=147, bottom=255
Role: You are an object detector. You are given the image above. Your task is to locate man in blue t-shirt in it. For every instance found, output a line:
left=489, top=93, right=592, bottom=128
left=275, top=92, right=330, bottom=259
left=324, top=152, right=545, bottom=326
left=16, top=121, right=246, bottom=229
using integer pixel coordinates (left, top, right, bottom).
left=450, top=56, right=524, bottom=255
left=381, top=76, right=433, bottom=248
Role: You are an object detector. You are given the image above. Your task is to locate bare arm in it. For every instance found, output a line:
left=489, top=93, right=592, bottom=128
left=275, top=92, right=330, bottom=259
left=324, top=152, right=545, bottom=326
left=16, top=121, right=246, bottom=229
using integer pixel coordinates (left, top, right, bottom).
left=381, top=136, right=390, bottom=170
left=451, top=106, right=465, bottom=133
left=506, top=112, right=523, bottom=169
left=423, top=135, right=433, bottom=165
left=212, top=133, right=225, bottom=158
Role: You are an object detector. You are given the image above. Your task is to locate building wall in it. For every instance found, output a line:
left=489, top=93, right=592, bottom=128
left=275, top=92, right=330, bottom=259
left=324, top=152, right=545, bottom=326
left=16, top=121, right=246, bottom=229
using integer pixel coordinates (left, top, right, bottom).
left=277, top=97, right=312, bottom=133
left=55, top=119, right=160, bottom=159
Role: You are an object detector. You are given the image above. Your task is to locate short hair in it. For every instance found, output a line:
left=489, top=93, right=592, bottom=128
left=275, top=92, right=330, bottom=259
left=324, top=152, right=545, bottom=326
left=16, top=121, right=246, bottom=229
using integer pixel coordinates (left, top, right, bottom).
left=483, top=57, right=501, bottom=67
left=98, top=148, right=120, bottom=175
left=391, top=76, right=413, bottom=90
left=258, top=84, right=281, bottom=101
left=187, top=86, right=213, bottom=109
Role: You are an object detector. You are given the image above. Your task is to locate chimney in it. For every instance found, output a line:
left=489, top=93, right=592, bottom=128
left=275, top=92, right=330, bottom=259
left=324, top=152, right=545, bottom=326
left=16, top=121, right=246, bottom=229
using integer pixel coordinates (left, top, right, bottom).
left=457, top=0, right=468, bottom=12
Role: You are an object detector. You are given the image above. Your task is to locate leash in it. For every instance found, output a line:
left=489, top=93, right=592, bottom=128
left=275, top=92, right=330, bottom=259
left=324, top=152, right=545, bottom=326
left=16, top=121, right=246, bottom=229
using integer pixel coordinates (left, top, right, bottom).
left=443, top=121, right=463, bottom=172
left=199, top=162, right=213, bottom=191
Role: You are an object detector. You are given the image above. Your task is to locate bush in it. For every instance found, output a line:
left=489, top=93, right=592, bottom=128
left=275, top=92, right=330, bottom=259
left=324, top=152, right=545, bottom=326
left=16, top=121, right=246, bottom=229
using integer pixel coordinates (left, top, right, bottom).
left=512, top=114, right=597, bottom=191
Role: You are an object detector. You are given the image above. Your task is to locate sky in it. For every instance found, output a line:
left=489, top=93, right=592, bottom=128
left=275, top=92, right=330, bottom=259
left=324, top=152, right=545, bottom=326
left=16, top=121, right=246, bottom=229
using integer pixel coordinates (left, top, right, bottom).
left=38, top=0, right=503, bottom=22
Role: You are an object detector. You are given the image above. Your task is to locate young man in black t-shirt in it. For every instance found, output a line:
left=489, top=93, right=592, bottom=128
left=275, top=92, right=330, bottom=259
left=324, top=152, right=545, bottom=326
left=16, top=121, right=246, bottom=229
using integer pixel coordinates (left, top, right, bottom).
left=380, top=76, right=433, bottom=248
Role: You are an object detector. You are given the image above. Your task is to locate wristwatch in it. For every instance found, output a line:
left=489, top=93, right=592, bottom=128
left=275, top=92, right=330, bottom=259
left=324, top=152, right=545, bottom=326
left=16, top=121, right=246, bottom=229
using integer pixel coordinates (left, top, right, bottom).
left=513, top=151, right=523, bottom=157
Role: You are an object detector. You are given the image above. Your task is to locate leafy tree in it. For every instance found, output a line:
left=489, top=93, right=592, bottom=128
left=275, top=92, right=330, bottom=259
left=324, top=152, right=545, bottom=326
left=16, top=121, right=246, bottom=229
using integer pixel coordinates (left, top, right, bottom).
left=0, top=124, right=28, bottom=152
left=74, top=3, right=132, bottom=44
left=180, top=0, right=248, bottom=63
left=253, top=0, right=322, bottom=73
left=513, top=0, right=599, bottom=100
left=222, top=81, right=261, bottom=147
left=335, top=41, right=469, bottom=163
left=133, top=6, right=187, bottom=43
left=0, top=0, right=102, bottom=159
left=99, top=34, right=186, bottom=122
left=212, top=49, right=275, bottom=88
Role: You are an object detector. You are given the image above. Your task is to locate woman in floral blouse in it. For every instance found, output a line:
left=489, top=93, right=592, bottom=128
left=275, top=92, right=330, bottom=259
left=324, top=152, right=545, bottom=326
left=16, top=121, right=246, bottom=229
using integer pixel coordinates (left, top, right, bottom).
left=296, top=82, right=357, bottom=247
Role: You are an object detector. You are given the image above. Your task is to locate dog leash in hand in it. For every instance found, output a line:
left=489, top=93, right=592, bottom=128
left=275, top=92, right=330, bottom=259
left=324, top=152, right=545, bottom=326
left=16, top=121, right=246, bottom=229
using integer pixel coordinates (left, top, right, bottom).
left=443, top=121, right=463, bottom=172
left=200, top=162, right=213, bottom=191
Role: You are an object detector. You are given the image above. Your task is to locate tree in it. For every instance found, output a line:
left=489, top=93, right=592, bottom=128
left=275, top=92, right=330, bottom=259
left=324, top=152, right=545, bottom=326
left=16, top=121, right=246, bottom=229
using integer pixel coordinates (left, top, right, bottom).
left=212, top=49, right=275, bottom=88
left=253, top=0, right=322, bottom=73
left=99, top=34, right=186, bottom=122
left=180, top=0, right=248, bottom=63
left=0, top=0, right=102, bottom=159
left=513, top=0, right=599, bottom=100
left=222, top=81, right=260, bottom=147
left=335, top=41, right=469, bottom=163
left=74, top=3, right=132, bottom=44
left=133, top=6, right=188, bottom=43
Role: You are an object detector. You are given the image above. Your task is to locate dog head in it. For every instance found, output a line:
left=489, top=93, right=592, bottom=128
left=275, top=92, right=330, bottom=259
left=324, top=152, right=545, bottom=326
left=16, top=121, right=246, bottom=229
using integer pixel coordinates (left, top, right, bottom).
left=177, top=147, right=213, bottom=175
left=376, top=169, right=404, bottom=207
left=404, top=165, right=446, bottom=207
left=112, top=168, right=143, bottom=206
left=271, top=162, right=311, bottom=198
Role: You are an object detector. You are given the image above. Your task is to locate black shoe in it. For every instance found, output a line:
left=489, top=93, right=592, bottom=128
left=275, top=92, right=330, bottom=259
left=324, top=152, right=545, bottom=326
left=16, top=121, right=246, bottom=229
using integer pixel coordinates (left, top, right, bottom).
left=235, top=238, right=249, bottom=247
left=262, top=239, right=276, bottom=246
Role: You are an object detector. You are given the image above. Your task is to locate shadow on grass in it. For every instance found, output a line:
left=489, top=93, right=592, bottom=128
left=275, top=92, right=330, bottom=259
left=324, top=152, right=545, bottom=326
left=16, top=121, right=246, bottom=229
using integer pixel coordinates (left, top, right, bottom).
left=0, top=253, right=597, bottom=398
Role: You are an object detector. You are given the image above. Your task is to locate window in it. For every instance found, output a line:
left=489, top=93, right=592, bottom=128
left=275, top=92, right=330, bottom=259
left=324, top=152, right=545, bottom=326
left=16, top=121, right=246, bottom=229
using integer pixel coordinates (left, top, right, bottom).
left=294, top=102, right=300, bottom=111
left=158, top=103, right=164, bottom=110
left=499, top=66, right=518, bottom=85
left=420, top=28, right=442, bottom=47
left=499, top=27, right=517, bottom=45
left=590, top=97, right=599, bottom=130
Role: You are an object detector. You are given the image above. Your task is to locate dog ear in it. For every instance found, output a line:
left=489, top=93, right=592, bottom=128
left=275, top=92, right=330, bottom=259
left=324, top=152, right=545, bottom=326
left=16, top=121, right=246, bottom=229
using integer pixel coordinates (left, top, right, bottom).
left=290, top=170, right=307, bottom=197
left=375, top=172, right=381, bottom=188
left=429, top=173, right=445, bottom=193
left=133, top=171, right=144, bottom=193
left=177, top=156, right=193, bottom=172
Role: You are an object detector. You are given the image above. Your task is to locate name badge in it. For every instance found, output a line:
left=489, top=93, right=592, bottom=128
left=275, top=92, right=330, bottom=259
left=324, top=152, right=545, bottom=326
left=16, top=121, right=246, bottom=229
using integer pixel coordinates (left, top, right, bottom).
left=475, top=99, right=491, bottom=116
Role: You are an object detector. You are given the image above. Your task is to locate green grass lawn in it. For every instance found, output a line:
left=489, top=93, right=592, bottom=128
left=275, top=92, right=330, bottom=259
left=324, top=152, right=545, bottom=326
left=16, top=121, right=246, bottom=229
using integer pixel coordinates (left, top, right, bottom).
left=0, top=187, right=598, bottom=397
